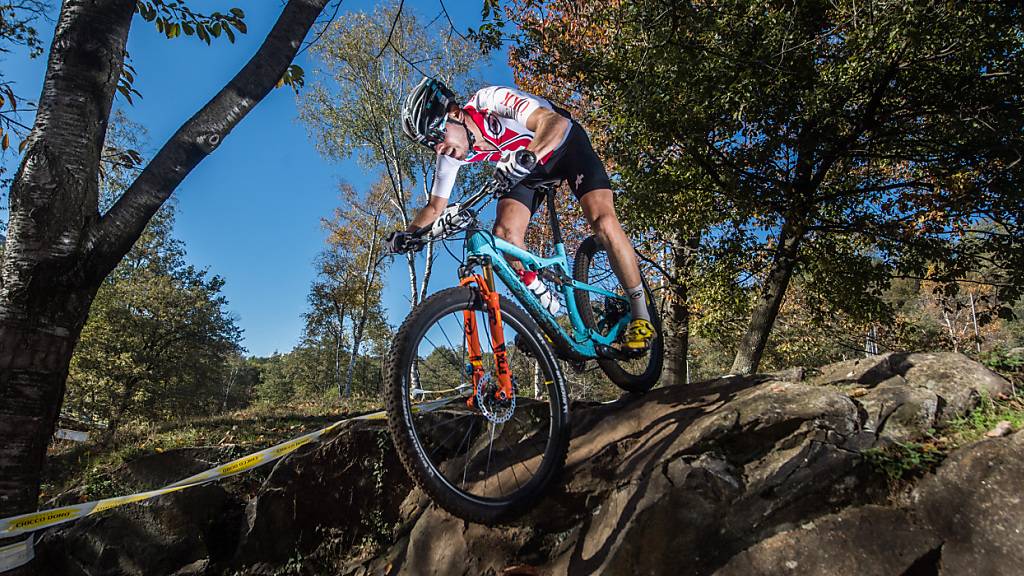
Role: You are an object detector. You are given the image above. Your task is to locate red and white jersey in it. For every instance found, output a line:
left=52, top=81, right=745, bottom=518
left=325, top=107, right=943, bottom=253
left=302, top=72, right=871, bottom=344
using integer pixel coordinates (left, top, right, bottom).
left=430, top=86, right=572, bottom=199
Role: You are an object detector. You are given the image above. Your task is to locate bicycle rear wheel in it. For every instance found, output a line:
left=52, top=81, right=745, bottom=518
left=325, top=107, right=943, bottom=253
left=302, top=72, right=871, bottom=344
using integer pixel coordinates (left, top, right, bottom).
left=385, top=286, right=570, bottom=525
left=573, top=235, right=664, bottom=394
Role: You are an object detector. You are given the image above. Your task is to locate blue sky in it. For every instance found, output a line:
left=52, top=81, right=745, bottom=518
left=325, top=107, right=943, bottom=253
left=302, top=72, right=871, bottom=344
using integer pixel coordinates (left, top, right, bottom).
left=2, top=1, right=516, bottom=356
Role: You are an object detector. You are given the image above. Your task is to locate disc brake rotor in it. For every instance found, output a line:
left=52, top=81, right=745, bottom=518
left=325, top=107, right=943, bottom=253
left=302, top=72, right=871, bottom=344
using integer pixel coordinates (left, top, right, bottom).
left=475, top=373, right=516, bottom=424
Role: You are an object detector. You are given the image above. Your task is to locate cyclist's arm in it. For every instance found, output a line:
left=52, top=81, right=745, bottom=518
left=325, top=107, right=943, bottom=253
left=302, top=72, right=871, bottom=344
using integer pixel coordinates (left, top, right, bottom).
left=406, top=154, right=459, bottom=231
left=523, top=107, right=570, bottom=162
left=408, top=194, right=447, bottom=231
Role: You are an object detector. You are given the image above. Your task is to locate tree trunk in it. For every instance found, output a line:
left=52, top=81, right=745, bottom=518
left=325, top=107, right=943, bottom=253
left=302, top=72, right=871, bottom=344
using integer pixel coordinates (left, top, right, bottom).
left=101, top=376, right=141, bottom=445
left=663, top=235, right=699, bottom=385
left=334, top=330, right=344, bottom=398
left=0, top=322, right=81, bottom=537
left=731, top=218, right=807, bottom=375
left=222, top=364, right=239, bottom=411
left=418, top=177, right=435, bottom=301
left=0, top=1, right=136, bottom=564
left=0, top=1, right=329, bottom=566
left=345, top=230, right=381, bottom=397
left=329, top=298, right=346, bottom=399
left=344, top=319, right=364, bottom=398
left=419, top=240, right=435, bottom=301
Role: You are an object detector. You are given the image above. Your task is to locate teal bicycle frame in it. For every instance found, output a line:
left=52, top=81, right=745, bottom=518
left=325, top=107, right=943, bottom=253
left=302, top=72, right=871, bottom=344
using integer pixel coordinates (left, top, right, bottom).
left=449, top=183, right=631, bottom=362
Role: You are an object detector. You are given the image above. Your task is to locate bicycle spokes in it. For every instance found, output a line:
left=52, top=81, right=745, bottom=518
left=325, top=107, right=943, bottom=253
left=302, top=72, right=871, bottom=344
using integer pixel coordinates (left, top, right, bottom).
left=399, top=287, right=558, bottom=504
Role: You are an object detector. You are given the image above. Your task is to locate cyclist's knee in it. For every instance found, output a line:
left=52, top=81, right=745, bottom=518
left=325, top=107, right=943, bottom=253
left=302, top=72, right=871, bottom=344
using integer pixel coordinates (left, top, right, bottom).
left=493, top=222, right=525, bottom=246
left=590, top=212, right=622, bottom=244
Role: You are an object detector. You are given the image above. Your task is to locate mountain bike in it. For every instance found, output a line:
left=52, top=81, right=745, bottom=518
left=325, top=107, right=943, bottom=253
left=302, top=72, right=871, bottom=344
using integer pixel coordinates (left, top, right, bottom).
left=385, top=152, right=664, bottom=525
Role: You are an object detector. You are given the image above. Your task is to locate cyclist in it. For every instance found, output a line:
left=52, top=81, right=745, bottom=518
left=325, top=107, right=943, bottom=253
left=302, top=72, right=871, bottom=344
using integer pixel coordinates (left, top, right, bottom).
left=386, top=77, right=654, bottom=350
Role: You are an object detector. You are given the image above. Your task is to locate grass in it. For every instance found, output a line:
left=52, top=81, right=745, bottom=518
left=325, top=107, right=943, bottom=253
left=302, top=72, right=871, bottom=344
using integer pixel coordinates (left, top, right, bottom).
left=42, top=394, right=386, bottom=505
left=945, top=393, right=1024, bottom=444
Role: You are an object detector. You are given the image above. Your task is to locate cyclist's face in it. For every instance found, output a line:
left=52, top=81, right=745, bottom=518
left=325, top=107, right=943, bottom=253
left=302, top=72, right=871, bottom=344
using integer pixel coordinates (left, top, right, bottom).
left=435, top=111, right=469, bottom=160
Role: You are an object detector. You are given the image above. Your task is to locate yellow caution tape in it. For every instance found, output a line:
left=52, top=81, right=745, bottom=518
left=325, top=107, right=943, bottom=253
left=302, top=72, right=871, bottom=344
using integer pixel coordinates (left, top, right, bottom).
left=0, top=407, right=397, bottom=541
left=8, top=508, right=78, bottom=532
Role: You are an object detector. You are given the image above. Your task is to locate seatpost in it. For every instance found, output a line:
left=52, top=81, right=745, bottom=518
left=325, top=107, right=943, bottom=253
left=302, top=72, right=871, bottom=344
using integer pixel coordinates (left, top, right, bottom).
left=546, top=186, right=563, bottom=246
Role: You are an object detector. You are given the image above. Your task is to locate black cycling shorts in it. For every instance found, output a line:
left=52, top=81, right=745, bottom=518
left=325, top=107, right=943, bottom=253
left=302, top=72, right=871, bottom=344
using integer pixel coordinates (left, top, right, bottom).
left=500, top=122, right=612, bottom=215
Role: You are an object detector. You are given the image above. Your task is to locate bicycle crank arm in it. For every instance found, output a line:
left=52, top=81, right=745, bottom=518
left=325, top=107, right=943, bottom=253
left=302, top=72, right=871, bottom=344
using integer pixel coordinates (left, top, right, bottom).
left=595, top=343, right=647, bottom=361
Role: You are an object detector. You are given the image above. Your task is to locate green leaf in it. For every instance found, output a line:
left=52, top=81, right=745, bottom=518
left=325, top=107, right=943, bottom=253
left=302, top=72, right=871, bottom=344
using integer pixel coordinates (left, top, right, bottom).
left=229, top=7, right=244, bottom=19
left=210, top=22, right=222, bottom=38
left=231, top=19, right=247, bottom=34
left=224, top=25, right=235, bottom=43
left=182, top=21, right=194, bottom=36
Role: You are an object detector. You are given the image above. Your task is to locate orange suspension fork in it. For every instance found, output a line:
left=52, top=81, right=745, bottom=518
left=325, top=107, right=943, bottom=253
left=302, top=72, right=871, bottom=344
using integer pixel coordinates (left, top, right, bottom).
left=460, top=265, right=514, bottom=408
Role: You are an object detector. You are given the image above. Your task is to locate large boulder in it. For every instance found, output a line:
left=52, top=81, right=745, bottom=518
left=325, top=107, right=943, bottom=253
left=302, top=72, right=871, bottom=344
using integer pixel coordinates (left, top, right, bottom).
left=35, top=446, right=244, bottom=576
left=715, top=431, right=1024, bottom=575
left=35, top=422, right=412, bottom=576
left=234, top=422, right=412, bottom=567
left=807, top=352, right=1010, bottom=441
left=890, top=352, right=1011, bottom=420
left=358, top=374, right=876, bottom=576
left=713, top=506, right=942, bottom=576
left=911, top=429, right=1024, bottom=573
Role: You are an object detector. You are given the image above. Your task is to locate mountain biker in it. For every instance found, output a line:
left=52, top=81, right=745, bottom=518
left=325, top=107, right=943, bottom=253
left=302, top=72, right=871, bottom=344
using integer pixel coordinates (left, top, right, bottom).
left=387, top=77, right=654, bottom=350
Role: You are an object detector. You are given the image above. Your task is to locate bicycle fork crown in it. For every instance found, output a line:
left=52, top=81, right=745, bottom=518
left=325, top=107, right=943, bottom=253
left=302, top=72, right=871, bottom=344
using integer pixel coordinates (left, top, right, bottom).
left=459, top=264, right=515, bottom=415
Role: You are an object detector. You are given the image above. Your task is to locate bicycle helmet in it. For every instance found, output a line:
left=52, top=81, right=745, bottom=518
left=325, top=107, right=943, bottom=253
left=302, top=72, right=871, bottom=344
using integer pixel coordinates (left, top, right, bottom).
left=401, top=77, right=459, bottom=149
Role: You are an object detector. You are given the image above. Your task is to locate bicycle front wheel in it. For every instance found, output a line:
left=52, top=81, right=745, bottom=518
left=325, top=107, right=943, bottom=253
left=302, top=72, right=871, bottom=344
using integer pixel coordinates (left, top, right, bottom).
left=385, top=286, right=570, bottom=525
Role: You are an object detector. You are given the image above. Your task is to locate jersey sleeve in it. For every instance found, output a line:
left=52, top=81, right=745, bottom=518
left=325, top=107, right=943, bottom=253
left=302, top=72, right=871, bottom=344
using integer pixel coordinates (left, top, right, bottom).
left=430, top=154, right=463, bottom=199
left=474, top=86, right=550, bottom=127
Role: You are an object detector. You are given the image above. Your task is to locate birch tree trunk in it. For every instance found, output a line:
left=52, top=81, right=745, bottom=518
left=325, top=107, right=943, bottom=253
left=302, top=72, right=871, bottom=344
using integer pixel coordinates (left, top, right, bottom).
left=417, top=166, right=436, bottom=301
left=344, top=229, right=381, bottom=397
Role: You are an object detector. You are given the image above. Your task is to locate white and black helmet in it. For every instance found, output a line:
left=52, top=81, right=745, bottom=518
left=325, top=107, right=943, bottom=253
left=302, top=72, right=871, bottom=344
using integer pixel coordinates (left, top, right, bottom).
left=401, top=76, right=458, bottom=149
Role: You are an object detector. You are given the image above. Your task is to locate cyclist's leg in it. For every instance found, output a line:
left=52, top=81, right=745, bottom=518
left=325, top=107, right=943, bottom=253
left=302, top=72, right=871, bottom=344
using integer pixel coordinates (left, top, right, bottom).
left=579, top=190, right=655, bottom=348
left=578, top=189, right=641, bottom=290
left=493, top=187, right=544, bottom=270
left=556, top=124, right=643, bottom=301
left=494, top=197, right=531, bottom=250
left=560, top=125, right=655, bottom=347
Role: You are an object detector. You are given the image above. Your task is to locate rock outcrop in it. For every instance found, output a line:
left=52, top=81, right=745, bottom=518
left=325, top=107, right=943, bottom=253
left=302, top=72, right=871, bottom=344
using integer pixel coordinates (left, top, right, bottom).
left=34, top=352, right=1019, bottom=575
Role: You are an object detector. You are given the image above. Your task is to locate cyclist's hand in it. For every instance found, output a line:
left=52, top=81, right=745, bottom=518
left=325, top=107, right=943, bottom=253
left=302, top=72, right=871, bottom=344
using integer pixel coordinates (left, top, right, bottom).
left=384, top=230, right=411, bottom=254
left=495, top=149, right=535, bottom=188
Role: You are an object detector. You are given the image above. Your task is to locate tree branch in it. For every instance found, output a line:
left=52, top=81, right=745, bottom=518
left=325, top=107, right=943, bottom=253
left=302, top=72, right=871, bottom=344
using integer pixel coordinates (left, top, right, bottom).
left=87, top=0, right=330, bottom=279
